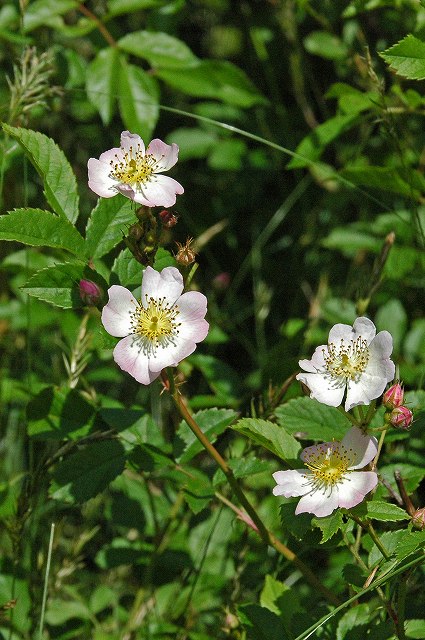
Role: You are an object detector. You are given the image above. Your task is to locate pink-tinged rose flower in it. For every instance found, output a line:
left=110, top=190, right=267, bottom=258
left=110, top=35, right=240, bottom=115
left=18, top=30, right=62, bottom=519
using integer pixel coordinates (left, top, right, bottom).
left=297, top=317, right=395, bottom=412
left=383, top=382, right=404, bottom=409
left=387, top=405, right=413, bottom=429
left=273, top=427, right=378, bottom=518
left=101, top=266, right=209, bottom=385
left=88, top=131, right=184, bottom=207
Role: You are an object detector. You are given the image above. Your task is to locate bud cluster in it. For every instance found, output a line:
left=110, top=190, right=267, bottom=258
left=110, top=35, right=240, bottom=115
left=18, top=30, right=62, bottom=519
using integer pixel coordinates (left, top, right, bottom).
left=383, top=383, right=413, bottom=430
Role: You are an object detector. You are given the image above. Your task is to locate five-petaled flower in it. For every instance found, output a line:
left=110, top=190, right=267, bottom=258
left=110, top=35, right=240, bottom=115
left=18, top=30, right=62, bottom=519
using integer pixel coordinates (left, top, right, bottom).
left=272, top=427, right=378, bottom=518
left=297, top=317, right=395, bottom=412
left=88, top=131, right=184, bottom=207
left=101, top=266, right=209, bottom=385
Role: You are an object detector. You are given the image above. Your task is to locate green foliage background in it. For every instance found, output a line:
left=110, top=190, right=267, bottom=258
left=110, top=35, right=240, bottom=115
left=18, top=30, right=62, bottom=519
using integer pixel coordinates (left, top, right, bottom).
left=0, top=0, right=424, bottom=638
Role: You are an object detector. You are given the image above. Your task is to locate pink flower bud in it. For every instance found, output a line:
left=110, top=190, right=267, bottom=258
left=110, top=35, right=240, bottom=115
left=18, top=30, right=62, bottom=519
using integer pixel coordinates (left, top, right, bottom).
left=412, top=507, right=425, bottom=530
left=79, top=279, right=102, bottom=306
left=159, top=209, right=178, bottom=228
left=212, top=272, right=231, bottom=292
left=388, top=406, right=413, bottom=429
left=383, top=382, right=404, bottom=409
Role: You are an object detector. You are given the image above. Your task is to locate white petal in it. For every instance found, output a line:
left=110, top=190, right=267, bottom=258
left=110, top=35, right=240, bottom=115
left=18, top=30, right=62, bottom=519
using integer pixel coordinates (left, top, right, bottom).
left=113, top=335, right=159, bottom=385
left=176, top=292, right=209, bottom=342
left=147, top=139, right=179, bottom=171
left=345, top=373, right=388, bottom=411
left=141, top=266, right=184, bottom=306
left=328, top=322, right=357, bottom=344
left=296, top=372, right=345, bottom=407
left=337, top=472, right=378, bottom=509
left=272, top=470, right=313, bottom=497
left=101, top=285, right=137, bottom=337
left=299, top=344, right=327, bottom=373
left=301, top=441, right=338, bottom=463
left=120, top=131, right=145, bottom=154
left=138, top=175, right=184, bottom=208
left=148, top=337, right=197, bottom=373
left=352, top=317, right=377, bottom=343
left=342, top=427, right=378, bottom=469
left=98, top=146, right=123, bottom=164
left=296, top=487, right=339, bottom=517
left=87, top=158, right=117, bottom=198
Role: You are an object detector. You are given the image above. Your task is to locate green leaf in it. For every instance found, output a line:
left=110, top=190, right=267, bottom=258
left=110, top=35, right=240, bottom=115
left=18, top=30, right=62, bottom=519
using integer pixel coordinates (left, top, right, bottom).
left=366, top=501, right=410, bottom=522
left=380, top=35, right=425, bottom=81
left=27, top=386, right=96, bottom=439
left=153, top=247, right=177, bottom=271
left=86, top=48, right=120, bottom=125
left=260, top=575, right=289, bottom=615
left=166, top=127, right=217, bottom=161
left=395, top=531, right=425, bottom=561
left=213, top=456, right=270, bottom=486
left=233, top=418, right=301, bottom=464
left=287, top=114, right=358, bottom=169
left=405, top=619, right=425, bottom=638
left=50, top=440, right=126, bottom=503
left=22, top=262, right=106, bottom=308
left=304, top=31, right=349, bottom=61
left=322, top=227, right=381, bottom=257
left=85, top=195, right=135, bottom=259
left=0, top=209, right=85, bottom=255
left=156, top=60, right=267, bottom=108
left=312, top=510, right=344, bottom=542
left=107, top=0, right=166, bottom=17
left=275, top=396, right=350, bottom=441
left=238, top=604, right=289, bottom=640
left=379, top=463, right=425, bottom=494
left=118, top=60, right=159, bottom=142
left=180, top=468, right=215, bottom=514
left=174, top=408, right=238, bottom=463
left=111, top=248, right=143, bottom=288
left=336, top=603, right=370, bottom=640
left=189, top=353, right=243, bottom=406
left=375, top=299, right=408, bottom=354
left=22, top=0, right=77, bottom=32
left=341, top=166, right=421, bottom=199
left=2, top=124, right=80, bottom=223
left=118, top=30, right=199, bottom=69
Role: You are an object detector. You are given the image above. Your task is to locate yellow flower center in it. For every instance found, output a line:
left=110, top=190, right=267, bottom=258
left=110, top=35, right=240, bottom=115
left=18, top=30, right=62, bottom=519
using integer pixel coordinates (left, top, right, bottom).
left=323, top=337, right=369, bottom=381
left=109, top=144, right=163, bottom=188
left=303, top=443, right=353, bottom=487
left=130, top=296, right=180, bottom=355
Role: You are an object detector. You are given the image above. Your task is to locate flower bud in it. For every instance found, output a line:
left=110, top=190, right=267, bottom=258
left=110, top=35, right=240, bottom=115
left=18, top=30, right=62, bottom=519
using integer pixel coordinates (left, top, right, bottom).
left=159, top=209, right=178, bottom=228
left=79, top=279, right=102, bottom=306
left=383, top=382, right=404, bottom=409
left=212, top=272, right=230, bottom=292
left=387, top=406, right=413, bottom=429
left=412, top=507, right=425, bottom=530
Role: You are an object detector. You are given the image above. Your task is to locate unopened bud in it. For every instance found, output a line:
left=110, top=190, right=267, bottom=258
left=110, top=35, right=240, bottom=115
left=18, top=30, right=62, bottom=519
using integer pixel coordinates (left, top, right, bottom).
left=175, top=237, right=197, bottom=266
left=412, top=507, right=425, bottom=530
left=386, top=406, right=413, bottom=429
left=159, top=209, right=178, bottom=228
left=212, top=272, right=230, bottom=292
left=383, top=382, right=404, bottom=409
left=79, top=279, right=102, bottom=306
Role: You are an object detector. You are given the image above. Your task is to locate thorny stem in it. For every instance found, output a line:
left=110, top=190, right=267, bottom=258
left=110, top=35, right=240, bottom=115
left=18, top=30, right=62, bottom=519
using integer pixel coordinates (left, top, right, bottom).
left=372, top=427, right=388, bottom=471
left=348, top=513, right=391, bottom=560
left=161, top=371, right=341, bottom=606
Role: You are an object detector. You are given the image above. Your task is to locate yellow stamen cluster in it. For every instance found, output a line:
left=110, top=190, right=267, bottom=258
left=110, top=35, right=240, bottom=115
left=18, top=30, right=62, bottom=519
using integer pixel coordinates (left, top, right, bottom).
left=323, top=337, right=369, bottom=381
left=109, top=144, right=164, bottom=189
left=303, top=443, right=354, bottom=487
left=130, top=296, right=180, bottom=355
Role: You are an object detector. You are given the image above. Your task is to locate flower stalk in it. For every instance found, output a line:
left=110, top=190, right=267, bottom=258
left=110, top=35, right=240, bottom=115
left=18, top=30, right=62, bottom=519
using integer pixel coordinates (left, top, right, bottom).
left=162, top=370, right=340, bottom=606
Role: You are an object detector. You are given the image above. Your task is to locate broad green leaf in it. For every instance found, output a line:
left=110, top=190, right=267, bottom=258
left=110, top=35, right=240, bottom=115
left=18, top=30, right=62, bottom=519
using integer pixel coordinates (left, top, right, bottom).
left=213, top=456, right=270, bottom=486
left=111, top=248, right=143, bottom=288
left=50, top=440, right=126, bottom=503
left=379, top=463, right=425, bottom=494
left=238, top=604, right=289, bottom=640
left=287, top=114, right=358, bottom=169
left=233, top=418, right=301, bottom=464
left=44, top=599, right=91, bottom=625
left=368, top=530, right=406, bottom=565
left=336, top=603, right=370, bottom=640
left=153, top=247, right=177, bottom=271
left=375, top=299, right=408, bottom=354
left=174, top=408, right=238, bottom=463
left=22, top=262, right=106, bottom=308
left=118, top=61, right=159, bottom=142
left=22, top=0, right=77, bottom=32
left=260, top=575, right=289, bottom=615
left=341, top=166, right=421, bottom=199
left=166, top=127, right=218, bottom=161
left=304, top=31, right=349, bottom=61
left=321, top=227, right=381, bottom=257
left=189, top=353, right=243, bottom=406
left=366, top=501, right=410, bottom=522
left=380, top=35, right=425, bottom=81
left=395, top=531, right=425, bottom=561
left=156, top=60, right=267, bottom=108
left=118, top=30, right=199, bottom=69
left=275, top=396, right=350, bottom=441
left=27, top=386, right=96, bottom=439
left=312, top=510, right=344, bottom=542
left=85, top=195, right=135, bottom=259
left=2, top=124, right=80, bottom=223
left=108, top=0, right=166, bottom=17
left=86, top=48, right=120, bottom=124
left=180, top=468, right=215, bottom=514
left=208, top=138, right=247, bottom=170
left=0, top=209, right=85, bottom=255
left=405, top=619, right=425, bottom=638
